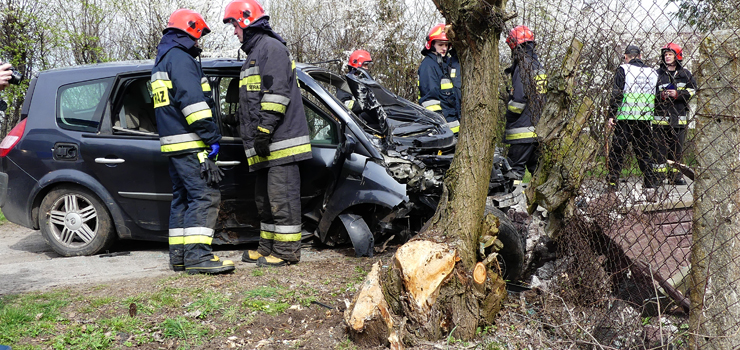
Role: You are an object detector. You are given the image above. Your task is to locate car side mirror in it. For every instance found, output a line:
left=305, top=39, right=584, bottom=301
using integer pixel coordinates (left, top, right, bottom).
left=332, top=133, right=357, bottom=167
left=340, top=133, right=357, bottom=156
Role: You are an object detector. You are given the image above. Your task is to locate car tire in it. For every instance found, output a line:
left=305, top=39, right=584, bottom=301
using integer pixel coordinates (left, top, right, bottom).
left=39, top=185, right=116, bottom=256
left=484, top=204, right=526, bottom=281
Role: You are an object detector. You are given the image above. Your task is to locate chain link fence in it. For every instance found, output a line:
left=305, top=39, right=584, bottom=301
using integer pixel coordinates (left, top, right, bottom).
left=501, top=0, right=740, bottom=348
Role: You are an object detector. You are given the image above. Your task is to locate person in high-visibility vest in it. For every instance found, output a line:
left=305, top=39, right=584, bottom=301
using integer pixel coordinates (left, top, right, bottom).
left=606, top=45, right=661, bottom=200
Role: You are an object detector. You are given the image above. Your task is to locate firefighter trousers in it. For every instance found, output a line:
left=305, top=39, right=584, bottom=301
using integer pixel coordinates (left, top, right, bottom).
left=507, top=142, right=540, bottom=180
left=168, top=154, right=221, bottom=267
left=608, top=120, right=660, bottom=189
left=654, top=125, right=686, bottom=182
left=255, top=163, right=302, bottom=263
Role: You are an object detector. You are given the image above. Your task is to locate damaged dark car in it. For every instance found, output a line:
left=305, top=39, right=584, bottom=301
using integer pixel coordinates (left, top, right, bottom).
left=0, top=59, right=525, bottom=279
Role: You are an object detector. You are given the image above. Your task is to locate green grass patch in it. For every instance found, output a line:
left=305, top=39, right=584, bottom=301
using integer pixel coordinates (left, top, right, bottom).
left=50, top=323, right=114, bottom=350
left=161, top=316, right=209, bottom=340
left=241, top=286, right=291, bottom=316
left=0, top=209, right=6, bottom=224
left=0, top=291, right=70, bottom=345
left=187, top=290, right=231, bottom=318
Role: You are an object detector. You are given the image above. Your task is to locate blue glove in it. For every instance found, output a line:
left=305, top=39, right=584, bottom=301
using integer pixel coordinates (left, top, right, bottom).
left=208, top=142, right=220, bottom=159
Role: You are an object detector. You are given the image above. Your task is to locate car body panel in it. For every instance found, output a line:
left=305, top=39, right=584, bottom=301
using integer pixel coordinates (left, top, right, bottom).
left=0, top=59, right=430, bottom=254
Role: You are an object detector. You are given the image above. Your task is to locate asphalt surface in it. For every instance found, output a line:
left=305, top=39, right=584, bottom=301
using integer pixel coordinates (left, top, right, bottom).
left=0, top=223, right=350, bottom=296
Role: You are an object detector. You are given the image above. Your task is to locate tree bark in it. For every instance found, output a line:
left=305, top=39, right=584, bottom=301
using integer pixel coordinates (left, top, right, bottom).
left=689, top=29, right=740, bottom=349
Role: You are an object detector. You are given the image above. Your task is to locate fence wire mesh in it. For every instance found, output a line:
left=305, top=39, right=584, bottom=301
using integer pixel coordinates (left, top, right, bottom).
left=497, top=0, right=740, bottom=349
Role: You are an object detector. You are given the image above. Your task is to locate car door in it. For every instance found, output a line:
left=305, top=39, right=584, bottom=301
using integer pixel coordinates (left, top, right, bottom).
left=80, top=75, right=172, bottom=238
left=209, top=73, right=343, bottom=238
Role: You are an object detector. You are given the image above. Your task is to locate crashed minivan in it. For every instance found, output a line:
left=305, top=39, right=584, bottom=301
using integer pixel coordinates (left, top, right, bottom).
left=0, top=59, right=525, bottom=279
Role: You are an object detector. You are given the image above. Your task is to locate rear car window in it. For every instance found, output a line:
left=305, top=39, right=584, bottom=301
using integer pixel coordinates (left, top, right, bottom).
left=57, top=78, right=112, bottom=132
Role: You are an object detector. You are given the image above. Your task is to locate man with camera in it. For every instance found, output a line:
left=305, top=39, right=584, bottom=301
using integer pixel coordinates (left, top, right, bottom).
left=0, top=62, right=15, bottom=91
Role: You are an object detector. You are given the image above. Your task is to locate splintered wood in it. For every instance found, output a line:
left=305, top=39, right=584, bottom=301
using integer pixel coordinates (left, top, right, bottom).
left=394, top=240, right=456, bottom=310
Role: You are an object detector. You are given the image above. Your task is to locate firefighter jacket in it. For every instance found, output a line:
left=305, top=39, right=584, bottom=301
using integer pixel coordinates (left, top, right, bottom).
left=608, top=58, right=658, bottom=122
left=418, top=49, right=462, bottom=133
left=151, top=30, right=221, bottom=156
left=654, top=62, right=697, bottom=128
left=337, top=68, right=364, bottom=115
left=238, top=29, right=312, bottom=171
left=504, top=42, right=547, bottom=144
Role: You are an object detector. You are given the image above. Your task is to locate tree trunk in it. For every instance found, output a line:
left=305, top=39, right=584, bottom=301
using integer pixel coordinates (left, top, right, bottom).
left=689, top=30, right=740, bottom=349
left=344, top=0, right=512, bottom=346
left=526, top=39, right=597, bottom=239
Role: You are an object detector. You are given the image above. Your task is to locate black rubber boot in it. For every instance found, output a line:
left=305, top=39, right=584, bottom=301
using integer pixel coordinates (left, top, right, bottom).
left=172, top=264, right=185, bottom=272
left=185, top=256, right=235, bottom=275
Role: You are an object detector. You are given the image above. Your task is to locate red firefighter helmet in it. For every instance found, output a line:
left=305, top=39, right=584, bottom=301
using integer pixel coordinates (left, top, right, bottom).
left=506, top=25, right=534, bottom=50
left=222, top=0, right=267, bottom=29
left=425, top=24, right=449, bottom=50
left=348, top=50, right=372, bottom=68
left=166, top=9, right=211, bottom=39
left=661, top=42, right=683, bottom=61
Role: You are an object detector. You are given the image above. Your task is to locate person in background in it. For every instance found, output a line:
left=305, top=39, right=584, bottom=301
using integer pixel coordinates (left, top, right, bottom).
left=502, top=25, right=547, bottom=185
left=418, top=23, right=462, bottom=134
left=606, top=45, right=661, bottom=201
left=0, top=63, right=12, bottom=91
left=653, top=42, right=697, bottom=186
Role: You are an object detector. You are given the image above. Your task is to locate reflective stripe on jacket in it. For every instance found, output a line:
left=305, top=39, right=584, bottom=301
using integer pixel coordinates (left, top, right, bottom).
left=417, top=50, right=462, bottom=126
left=504, top=42, right=547, bottom=144
left=238, top=32, right=312, bottom=171
left=152, top=39, right=221, bottom=156
left=654, top=64, right=697, bottom=128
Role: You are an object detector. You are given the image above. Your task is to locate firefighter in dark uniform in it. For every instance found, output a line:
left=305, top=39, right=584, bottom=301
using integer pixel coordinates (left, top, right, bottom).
left=337, top=50, right=372, bottom=115
left=606, top=45, right=660, bottom=199
left=224, top=0, right=312, bottom=267
left=152, top=9, right=235, bottom=274
left=418, top=23, right=462, bottom=134
left=503, top=25, right=547, bottom=184
left=653, top=43, right=697, bottom=186
left=336, top=50, right=380, bottom=130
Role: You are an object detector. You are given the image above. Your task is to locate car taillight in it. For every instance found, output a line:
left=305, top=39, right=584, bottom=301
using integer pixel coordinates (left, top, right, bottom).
left=0, top=118, right=27, bottom=157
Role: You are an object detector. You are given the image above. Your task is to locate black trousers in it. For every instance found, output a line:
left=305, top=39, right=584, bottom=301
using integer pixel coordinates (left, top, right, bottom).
left=255, top=163, right=302, bottom=263
left=654, top=125, right=686, bottom=181
left=168, top=153, right=221, bottom=267
left=507, top=142, right=539, bottom=179
left=608, top=120, right=660, bottom=188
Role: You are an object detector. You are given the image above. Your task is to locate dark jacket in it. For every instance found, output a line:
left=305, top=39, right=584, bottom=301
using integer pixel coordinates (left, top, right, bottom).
left=608, top=58, right=657, bottom=121
left=654, top=62, right=697, bottom=128
left=238, top=30, right=311, bottom=171
left=504, top=42, right=547, bottom=144
left=152, top=30, right=221, bottom=155
left=417, top=49, right=462, bottom=130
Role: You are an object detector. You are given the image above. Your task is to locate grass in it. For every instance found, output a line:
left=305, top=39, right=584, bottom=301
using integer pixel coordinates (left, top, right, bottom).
left=0, top=209, right=6, bottom=224
left=3, top=256, right=378, bottom=349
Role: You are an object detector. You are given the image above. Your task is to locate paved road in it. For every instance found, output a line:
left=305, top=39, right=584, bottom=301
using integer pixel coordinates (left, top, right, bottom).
left=0, top=223, right=349, bottom=296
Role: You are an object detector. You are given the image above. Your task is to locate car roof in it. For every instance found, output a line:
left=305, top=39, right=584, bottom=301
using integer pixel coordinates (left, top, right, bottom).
left=39, top=59, right=314, bottom=78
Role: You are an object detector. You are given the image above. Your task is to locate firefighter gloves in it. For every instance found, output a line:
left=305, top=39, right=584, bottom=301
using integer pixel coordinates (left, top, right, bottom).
left=254, top=129, right=272, bottom=157
left=200, top=157, right=224, bottom=186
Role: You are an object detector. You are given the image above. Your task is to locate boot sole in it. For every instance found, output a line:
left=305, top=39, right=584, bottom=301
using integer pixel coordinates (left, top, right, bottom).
left=242, top=257, right=260, bottom=263
left=186, top=265, right=235, bottom=275
left=172, top=265, right=185, bottom=272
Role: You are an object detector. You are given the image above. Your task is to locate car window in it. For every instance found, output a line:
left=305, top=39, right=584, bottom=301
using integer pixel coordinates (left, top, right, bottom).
left=300, top=87, right=339, bottom=145
left=112, top=78, right=157, bottom=135
left=57, top=78, right=112, bottom=132
left=218, top=77, right=240, bottom=137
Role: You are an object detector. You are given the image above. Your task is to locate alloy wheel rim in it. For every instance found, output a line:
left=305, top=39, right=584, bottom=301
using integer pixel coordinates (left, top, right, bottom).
left=48, top=194, right=98, bottom=248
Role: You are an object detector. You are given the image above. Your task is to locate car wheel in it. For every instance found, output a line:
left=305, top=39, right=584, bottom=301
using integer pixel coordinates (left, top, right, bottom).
left=39, top=185, right=116, bottom=256
left=484, top=204, right=526, bottom=281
